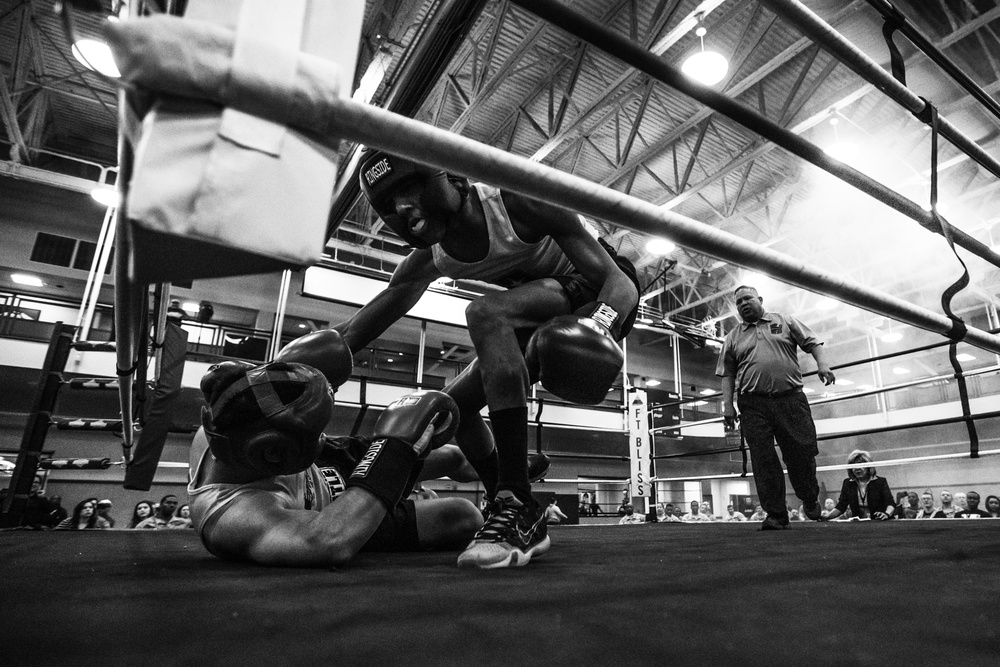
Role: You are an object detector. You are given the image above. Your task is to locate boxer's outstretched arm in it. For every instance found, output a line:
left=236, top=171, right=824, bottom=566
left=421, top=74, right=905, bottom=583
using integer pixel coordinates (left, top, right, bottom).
left=333, top=249, right=442, bottom=354
left=205, top=422, right=437, bottom=568
left=206, top=487, right=395, bottom=568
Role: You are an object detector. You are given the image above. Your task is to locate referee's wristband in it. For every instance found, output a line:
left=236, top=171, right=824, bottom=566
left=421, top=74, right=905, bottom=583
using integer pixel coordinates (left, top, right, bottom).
left=346, top=437, right=419, bottom=509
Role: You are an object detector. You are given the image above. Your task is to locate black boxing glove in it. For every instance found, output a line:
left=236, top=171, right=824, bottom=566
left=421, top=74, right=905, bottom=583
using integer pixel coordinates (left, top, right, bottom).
left=345, top=391, right=459, bottom=509
left=275, top=329, right=353, bottom=389
left=526, top=315, right=624, bottom=405
left=375, top=390, right=460, bottom=454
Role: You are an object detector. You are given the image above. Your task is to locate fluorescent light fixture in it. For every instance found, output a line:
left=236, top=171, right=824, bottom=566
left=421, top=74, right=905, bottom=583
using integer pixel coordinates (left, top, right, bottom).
left=182, top=301, right=199, bottom=314
left=645, top=378, right=662, bottom=387
left=297, top=323, right=307, bottom=329
left=892, top=367, right=911, bottom=375
left=699, top=388, right=716, bottom=395
left=837, top=378, right=854, bottom=385
left=645, top=237, right=676, bottom=255
left=955, top=353, right=975, bottom=362
left=90, top=188, right=119, bottom=207
left=71, top=39, right=121, bottom=78
left=881, top=332, right=903, bottom=343
left=802, top=387, right=815, bottom=394
left=816, top=297, right=837, bottom=311
left=11, top=273, right=44, bottom=287
left=637, top=317, right=654, bottom=324
left=690, top=400, right=707, bottom=407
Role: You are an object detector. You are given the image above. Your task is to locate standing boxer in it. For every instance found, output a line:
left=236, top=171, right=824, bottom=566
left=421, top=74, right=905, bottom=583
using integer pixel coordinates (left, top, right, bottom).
left=332, top=149, right=639, bottom=569
left=717, top=285, right=835, bottom=531
left=188, top=361, right=482, bottom=567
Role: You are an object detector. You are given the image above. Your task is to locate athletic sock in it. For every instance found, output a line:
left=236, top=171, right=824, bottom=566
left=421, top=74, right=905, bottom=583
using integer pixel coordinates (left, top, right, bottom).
left=489, top=407, right=532, bottom=504
left=467, top=448, right=499, bottom=500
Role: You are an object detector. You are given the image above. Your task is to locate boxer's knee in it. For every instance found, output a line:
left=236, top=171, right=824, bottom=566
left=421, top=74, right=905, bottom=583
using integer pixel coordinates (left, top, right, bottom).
left=465, top=296, right=510, bottom=336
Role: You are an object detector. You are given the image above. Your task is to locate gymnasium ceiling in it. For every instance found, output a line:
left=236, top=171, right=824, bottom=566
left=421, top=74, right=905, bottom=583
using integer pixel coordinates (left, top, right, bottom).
left=2, top=0, right=1000, bottom=354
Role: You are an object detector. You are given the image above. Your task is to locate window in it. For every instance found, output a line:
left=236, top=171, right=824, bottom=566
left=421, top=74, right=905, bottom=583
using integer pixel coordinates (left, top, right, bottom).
left=30, top=232, right=76, bottom=267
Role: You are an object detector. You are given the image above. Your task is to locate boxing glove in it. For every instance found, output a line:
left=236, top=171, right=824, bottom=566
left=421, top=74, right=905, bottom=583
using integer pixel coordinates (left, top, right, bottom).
left=375, top=390, right=460, bottom=456
left=526, top=314, right=624, bottom=405
left=346, top=391, right=459, bottom=510
left=275, top=329, right=353, bottom=389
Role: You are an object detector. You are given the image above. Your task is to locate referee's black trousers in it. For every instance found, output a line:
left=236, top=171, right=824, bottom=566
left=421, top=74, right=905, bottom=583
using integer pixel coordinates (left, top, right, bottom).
left=738, top=390, right=820, bottom=521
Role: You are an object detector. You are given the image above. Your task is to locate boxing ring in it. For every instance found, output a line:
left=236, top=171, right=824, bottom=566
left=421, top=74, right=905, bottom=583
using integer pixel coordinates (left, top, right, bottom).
left=4, top=3, right=1000, bottom=661
left=4, top=521, right=1000, bottom=664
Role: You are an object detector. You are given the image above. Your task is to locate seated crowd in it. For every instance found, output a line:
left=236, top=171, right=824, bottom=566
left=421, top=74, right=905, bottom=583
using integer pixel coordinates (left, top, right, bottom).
left=5, top=483, right=196, bottom=530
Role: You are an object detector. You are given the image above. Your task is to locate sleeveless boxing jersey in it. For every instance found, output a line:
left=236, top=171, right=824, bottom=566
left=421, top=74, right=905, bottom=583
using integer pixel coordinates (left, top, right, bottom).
left=187, top=430, right=352, bottom=555
left=431, top=183, right=576, bottom=287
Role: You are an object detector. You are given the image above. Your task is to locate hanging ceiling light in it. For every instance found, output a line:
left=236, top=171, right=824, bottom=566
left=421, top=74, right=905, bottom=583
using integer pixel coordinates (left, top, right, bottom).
left=822, top=114, right=858, bottom=163
left=681, top=18, right=728, bottom=87
left=71, top=39, right=121, bottom=78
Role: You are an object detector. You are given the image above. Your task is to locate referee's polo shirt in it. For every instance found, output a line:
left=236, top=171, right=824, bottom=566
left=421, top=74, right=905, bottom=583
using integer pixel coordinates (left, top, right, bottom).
left=715, top=312, right=822, bottom=395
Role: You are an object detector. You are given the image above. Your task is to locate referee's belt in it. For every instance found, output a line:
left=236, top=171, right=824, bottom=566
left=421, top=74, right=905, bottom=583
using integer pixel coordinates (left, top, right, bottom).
left=738, top=387, right=802, bottom=399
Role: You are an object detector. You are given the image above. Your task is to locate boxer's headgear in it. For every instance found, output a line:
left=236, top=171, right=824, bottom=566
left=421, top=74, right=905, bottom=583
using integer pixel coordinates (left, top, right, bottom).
left=358, top=147, right=447, bottom=248
left=200, top=361, right=334, bottom=476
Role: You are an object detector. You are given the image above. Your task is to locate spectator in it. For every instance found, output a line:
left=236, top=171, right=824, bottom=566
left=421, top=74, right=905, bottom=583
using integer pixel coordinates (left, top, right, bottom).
left=725, top=504, right=746, bottom=522
left=955, top=492, right=990, bottom=519
left=894, top=492, right=909, bottom=519
left=96, top=499, right=116, bottom=528
left=821, top=450, right=896, bottom=521
left=618, top=504, right=643, bottom=524
left=654, top=504, right=668, bottom=522
left=55, top=498, right=111, bottom=530
left=682, top=500, right=711, bottom=522
left=985, top=495, right=1000, bottom=518
left=934, top=490, right=959, bottom=518
left=590, top=496, right=602, bottom=516
left=954, top=492, right=968, bottom=512
left=748, top=505, right=767, bottom=522
left=129, top=500, right=156, bottom=528
left=701, top=502, right=717, bottom=521
left=903, top=491, right=920, bottom=519
left=543, top=498, right=568, bottom=525
left=915, top=490, right=938, bottom=519
left=659, top=503, right=682, bottom=523
left=821, top=498, right=836, bottom=519
left=20, top=475, right=53, bottom=529
left=47, top=495, right=68, bottom=527
left=167, top=504, right=194, bottom=529
left=136, top=494, right=179, bottom=529
left=616, top=499, right=632, bottom=517
left=579, top=493, right=591, bottom=517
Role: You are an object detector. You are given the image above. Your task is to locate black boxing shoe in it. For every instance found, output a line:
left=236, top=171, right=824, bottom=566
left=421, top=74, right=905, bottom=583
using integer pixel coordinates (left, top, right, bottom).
left=760, top=515, right=790, bottom=531
left=458, top=491, right=550, bottom=569
left=803, top=502, right=822, bottom=521
left=527, top=454, right=551, bottom=483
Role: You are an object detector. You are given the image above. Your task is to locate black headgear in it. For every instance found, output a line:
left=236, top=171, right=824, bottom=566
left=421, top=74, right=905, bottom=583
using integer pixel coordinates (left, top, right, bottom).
left=200, top=361, right=334, bottom=476
left=357, top=147, right=447, bottom=248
